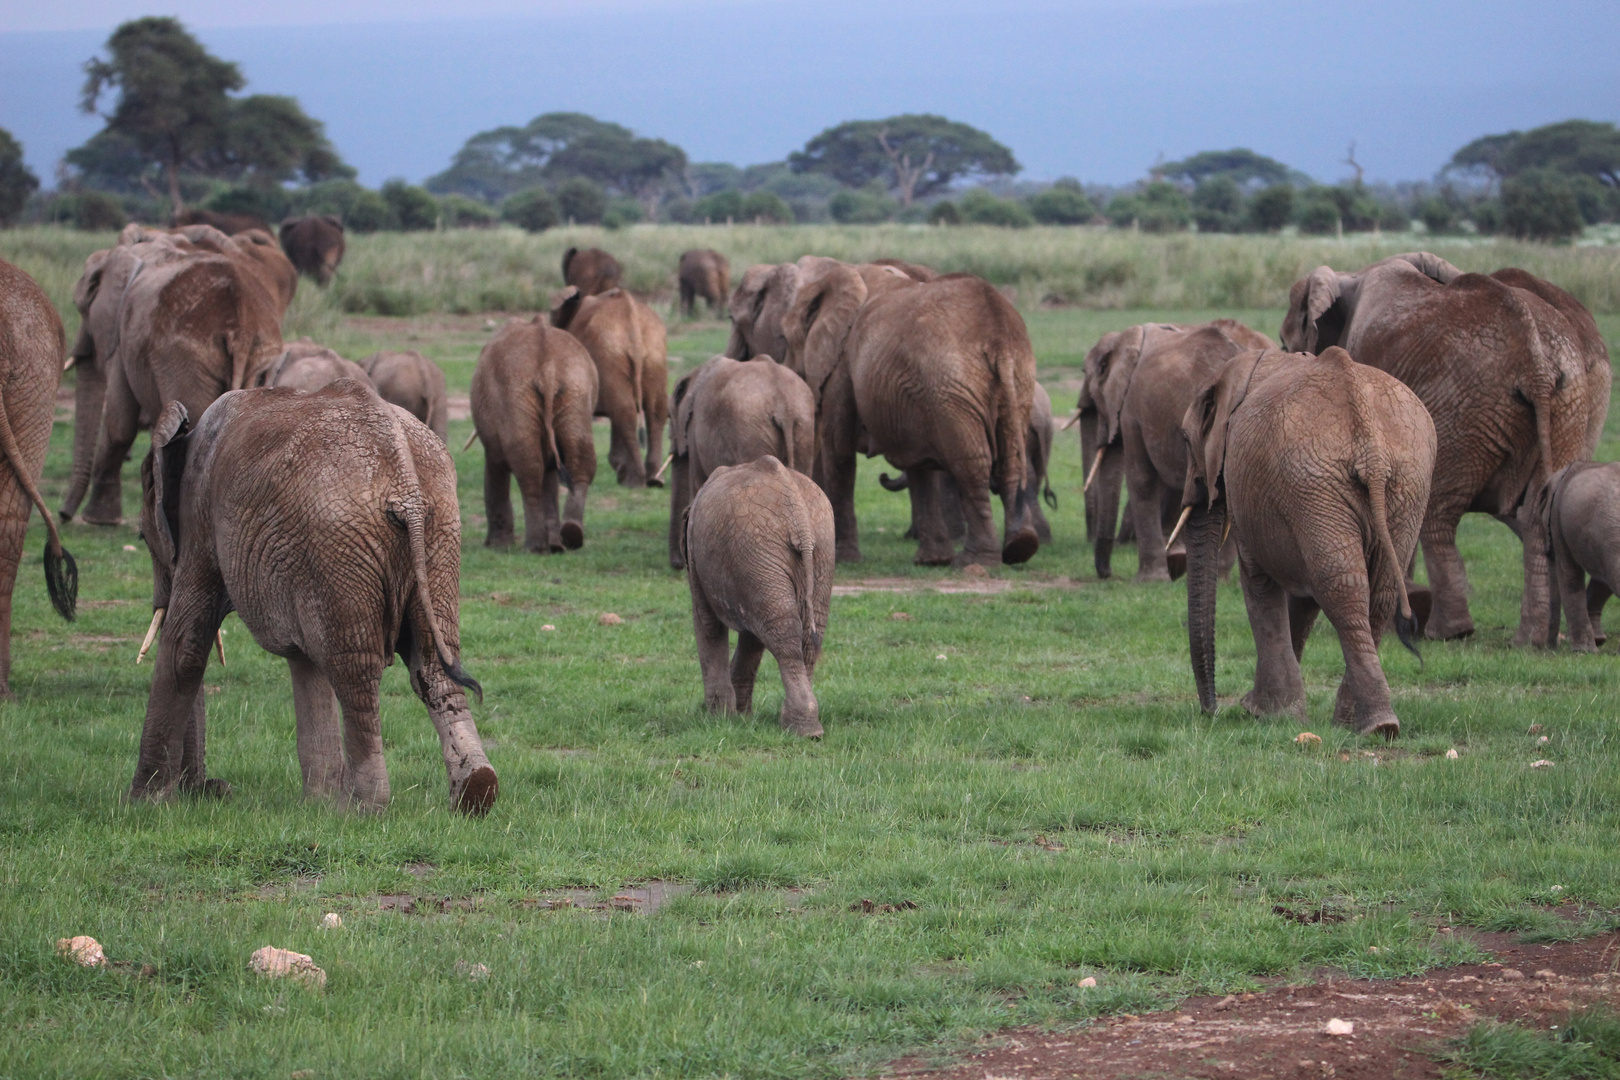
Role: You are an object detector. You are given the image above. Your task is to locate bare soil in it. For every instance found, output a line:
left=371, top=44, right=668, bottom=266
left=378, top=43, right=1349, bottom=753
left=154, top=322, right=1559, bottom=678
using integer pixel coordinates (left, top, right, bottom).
left=876, top=932, right=1620, bottom=1080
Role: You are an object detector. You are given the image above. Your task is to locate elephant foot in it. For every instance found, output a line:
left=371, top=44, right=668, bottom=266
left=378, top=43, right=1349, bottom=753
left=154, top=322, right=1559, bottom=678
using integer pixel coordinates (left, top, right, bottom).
left=670, top=556, right=686, bottom=570
left=181, top=776, right=233, bottom=799
left=902, top=525, right=918, bottom=540
left=1424, top=605, right=1474, bottom=641
left=1001, top=527, right=1039, bottom=566
left=1094, top=538, right=1114, bottom=580
left=453, top=765, right=498, bottom=816
left=1512, top=619, right=1552, bottom=649
left=646, top=477, right=664, bottom=489
left=1166, top=552, right=1187, bottom=581
left=561, top=522, right=584, bottom=550
left=953, top=549, right=999, bottom=569
left=780, top=710, right=823, bottom=739
left=914, top=545, right=955, bottom=567
left=485, top=533, right=514, bottom=549
left=1134, top=565, right=1172, bottom=584
left=80, top=512, right=124, bottom=528
left=1240, top=688, right=1305, bottom=719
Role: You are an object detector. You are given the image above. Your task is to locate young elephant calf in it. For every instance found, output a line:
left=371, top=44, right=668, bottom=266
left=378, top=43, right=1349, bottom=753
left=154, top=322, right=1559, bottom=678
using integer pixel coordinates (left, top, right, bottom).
left=682, top=457, right=834, bottom=737
left=1542, top=461, right=1620, bottom=651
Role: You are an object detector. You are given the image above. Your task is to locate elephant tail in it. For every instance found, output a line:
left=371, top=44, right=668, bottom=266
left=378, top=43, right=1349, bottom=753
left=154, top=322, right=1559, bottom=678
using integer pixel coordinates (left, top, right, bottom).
left=1357, top=442, right=1418, bottom=661
left=0, top=356, right=76, bottom=621
left=772, top=404, right=798, bottom=472
left=382, top=403, right=481, bottom=702
left=781, top=465, right=822, bottom=661
left=986, top=313, right=1030, bottom=502
left=531, top=376, right=573, bottom=491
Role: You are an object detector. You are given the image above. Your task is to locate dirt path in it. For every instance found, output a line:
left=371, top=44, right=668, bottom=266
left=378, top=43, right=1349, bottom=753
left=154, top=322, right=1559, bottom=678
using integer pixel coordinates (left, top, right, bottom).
left=877, top=933, right=1620, bottom=1080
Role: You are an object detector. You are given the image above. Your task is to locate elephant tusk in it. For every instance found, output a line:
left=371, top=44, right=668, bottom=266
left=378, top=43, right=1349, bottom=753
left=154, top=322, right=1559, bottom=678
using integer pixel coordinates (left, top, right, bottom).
left=63, top=354, right=77, bottom=373
left=1221, top=515, right=1232, bottom=549
left=136, top=608, right=165, bottom=664
left=1059, top=410, right=1082, bottom=431
left=215, top=629, right=225, bottom=667
left=1082, top=446, right=1106, bottom=493
left=650, top=453, right=675, bottom=485
left=460, top=429, right=479, bottom=453
left=1165, top=505, right=1193, bottom=553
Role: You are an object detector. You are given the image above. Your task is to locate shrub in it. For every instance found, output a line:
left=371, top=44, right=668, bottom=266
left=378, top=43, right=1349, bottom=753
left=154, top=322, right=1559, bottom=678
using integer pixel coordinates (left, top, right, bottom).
left=50, top=191, right=128, bottom=231
left=438, top=193, right=495, bottom=228
left=555, top=177, right=607, bottom=225
left=0, top=128, right=38, bottom=226
left=1416, top=196, right=1457, bottom=235
left=1377, top=202, right=1410, bottom=232
left=291, top=179, right=382, bottom=228
left=694, top=189, right=743, bottom=223
left=200, top=184, right=288, bottom=223
left=602, top=198, right=643, bottom=230
left=343, top=188, right=392, bottom=233
left=501, top=187, right=559, bottom=233
left=1027, top=179, right=1095, bottom=225
left=661, top=197, right=696, bottom=224
left=381, top=179, right=439, bottom=231
left=829, top=186, right=897, bottom=224
left=1567, top=173, right=1616, bottom=225
left=926, top=200, right=961, bottom=225
left=959, top=188, right=1034, bottom=227
left=1295, top=191, right=1341, bottom=235
left=739, top=191, right=793, bottom=224
left=1246, top=185, right=1294, bottom=231
left=1469, top=198, right=1504, bottom=235
left=1190, top=176, right=1244, bottom=233
left=1502, top=169, right=1584, bottom=241
left=1107, top=182, right=1190, bottom=233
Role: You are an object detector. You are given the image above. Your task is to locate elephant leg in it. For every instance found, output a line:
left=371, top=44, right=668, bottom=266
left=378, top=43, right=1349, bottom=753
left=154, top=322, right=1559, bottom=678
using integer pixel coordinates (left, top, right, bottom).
left=560, top=472, right=588, bottom=551
left=730, top=629, right=766, bottom=713
left=998, top=477, right=1039, bottom=565
left=774, top=648, right=822, bottom=738
left=129, top=589, right=219, bottom=802
left=822, top=444, right=859, bottom=562
left=910, top=468, right=956, bottom=566
left=61, top=359, right=106, bottom=521
left=536, top=468, right=564, bottom=553
left=1288, top=594, right=1321, bottom=663
left=506, top=443, right=554, bottom=553
left=606, top=402, right=644, bottom=488
left=1419, top=511, right=1474, bottom=640
left=680, top=282, right=694, bottom=317
left=641, top=373, right=667, bottom=485
left=1092, top=444, right=1124, bottom=579
left=1322, top=577, right=1400, bottom=738
left=1238, top=561, right=1305, bottom=719
left=482, top=454, right=515, bottom=548
left=821, top=369, right=861, bottom=562
left=288, top=653, right=346, bottom=799
left=1128, top=472, right=1169, bottom=582
left=952, top=455, right=1002, bottom=568
left=175, top=691, right=228, bottom=797
left=407, top=656, right=497, bottom=815
left=85, top=370, right=140, bottom=526
left=692, top=585, right=734, bottom=713
left=328, top=653, right=389, bottom=812
left=1588, top=580, right=1611, bottom=647
left=1499, top=507, right=1552, bottom=648
left=668, top=456, right=691, bottom=569
left=1553, top=534, right=1597, bottom=652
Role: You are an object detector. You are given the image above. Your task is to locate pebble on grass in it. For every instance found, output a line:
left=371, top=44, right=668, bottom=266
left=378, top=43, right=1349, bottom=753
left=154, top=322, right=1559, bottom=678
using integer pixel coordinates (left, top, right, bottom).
left=56, top=936, right=105, bottom=967
left=1324, top=1018, right=1355, bottom=1036
left=599, top=613, right=623, bottom=626
left=1294, top=732, right=1322, bottom=747
left=1446, top=748, right=1460, bottom=759
left=1078, top=976, right=1097, bottom=988
left=541, top=624, right=555, bottom=631
left=1531, top=759, right=1554, bottom=768
left=250, top=946, right=326, bottom=989
left=320, top=913, right=342, bottom=929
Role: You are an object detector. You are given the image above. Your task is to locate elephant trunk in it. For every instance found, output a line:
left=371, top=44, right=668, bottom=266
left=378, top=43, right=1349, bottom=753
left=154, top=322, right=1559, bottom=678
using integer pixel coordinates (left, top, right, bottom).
left=1186, top=501, right=1225, bottom=714
left=1092, top=443, right=1124, bottom=579
left=61, top=357, right=106, bottom=521
left=668, top=454, right=692, bottom=569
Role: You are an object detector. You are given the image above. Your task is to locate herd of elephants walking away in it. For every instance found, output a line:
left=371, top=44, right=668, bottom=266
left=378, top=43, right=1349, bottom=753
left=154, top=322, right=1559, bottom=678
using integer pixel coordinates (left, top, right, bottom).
left=0, top=207, right=1609, bottom=817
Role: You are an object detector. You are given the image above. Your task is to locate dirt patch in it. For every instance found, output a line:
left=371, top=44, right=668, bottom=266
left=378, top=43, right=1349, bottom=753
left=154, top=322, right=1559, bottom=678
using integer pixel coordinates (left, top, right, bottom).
left=875, top=933, right=1620, bottom=1080
left=516, top=881, right=692, bottom=915
left=833, top=575, right=1083, bottom=598
left=376, top=893, right=483, bottom=915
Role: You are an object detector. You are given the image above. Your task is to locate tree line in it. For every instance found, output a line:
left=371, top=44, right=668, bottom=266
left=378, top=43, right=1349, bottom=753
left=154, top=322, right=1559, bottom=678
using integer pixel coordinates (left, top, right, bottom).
left=2, top=16, right=1617, bottom=243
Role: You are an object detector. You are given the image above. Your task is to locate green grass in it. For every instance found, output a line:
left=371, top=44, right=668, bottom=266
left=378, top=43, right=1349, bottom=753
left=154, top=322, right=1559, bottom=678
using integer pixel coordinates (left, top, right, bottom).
left=1446, top=1006, right=1620, bottom=1079
left=0, top=238, right=1619, bottom=1076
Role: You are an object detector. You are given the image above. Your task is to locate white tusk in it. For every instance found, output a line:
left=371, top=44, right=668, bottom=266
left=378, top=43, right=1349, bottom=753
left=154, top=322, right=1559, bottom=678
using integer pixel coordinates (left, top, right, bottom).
left=1165, top=505, right=1193, bottom=553
left=650, top=453, right=675, bottom=485
left=1059, top=410, right=1082, bottom=431
left=461, top=429, right=479, bottom=453
left=63, top=354, right=77, bottom=373
left=136, top=608, right=166, bottom=664
left=1082, top=446, right=1106, bottom=493
left=1221, top=515, right=1232, bottom=548
left=214, top=629, right=225, bottom=667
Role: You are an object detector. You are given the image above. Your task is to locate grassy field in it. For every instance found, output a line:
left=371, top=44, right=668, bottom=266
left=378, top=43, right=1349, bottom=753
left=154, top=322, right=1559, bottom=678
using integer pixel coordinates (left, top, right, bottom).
left=1, top=229, right=1619, bottom=1078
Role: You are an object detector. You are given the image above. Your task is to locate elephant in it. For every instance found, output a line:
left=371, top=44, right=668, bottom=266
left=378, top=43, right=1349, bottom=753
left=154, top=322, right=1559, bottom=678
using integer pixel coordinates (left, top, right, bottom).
left=280, top=214, right=346, bottom=285
left=550, top=286, right=668, bottom=488
left=785, top=262, right=1037, bottom=566
left=261, top=341, right=373, bottom=391
left=667, top=354, right=815, bottom=568
left=678, top=249, right=730, bottom=316
left=724, top=263, right=799, bottom=362
left=470, top=316, right=598, bottom=552
left=869, top=258, right=938, bottom=282
left=128, top=382, right=496, bottom=813
left=681, top=456, right=834, bottom=738
left=562, top=246, right=622, bottom=297
left=1181, top=347, right=1435, bottom=737
left=172, top=207, right=273, bottom=235
left=1280, top=252, right=1610, bottom=646
left=1540, top=461, right=1620, bottom=652
left=64, top=229, right=284, bottom=526
left=0, top=260, right=79, bottom=697
left=359, top=350, right=448, bottom=442
left=124, top=223, right=297, bottom=317
left=1086, top=320, right=1272, bottom=581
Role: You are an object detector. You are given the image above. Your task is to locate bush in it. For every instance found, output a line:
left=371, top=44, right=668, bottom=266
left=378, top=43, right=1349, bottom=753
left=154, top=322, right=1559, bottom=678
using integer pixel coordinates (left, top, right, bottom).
left=1027, top=179, right=1095, bottom=225
left=1377, top=202, right=1410, bottom=232
left=1567, top=173, right=1617, bottom=225
left=290, top=179, right=385, bottom=230
left=501, top=187, right=559, bottom=233
left=602, top=198, right=643, bottom=230
left=202, top=185, right=288, bottom=223
left=1246, top=185, right=1294, bottom=232
left=381, top=180, right=439, bottom=231
left=1295, top=192, right=1341, bottom=235
left=1107, top=182, right=1191, bottom=233
left=48, top=191, right=128, bottom=231
left=344, top=189, right=392, bottom=233
left=1416, top=196, right=1457, bottom=235
left=1469, top=198, right=1504, bottom=235
left=829, top=186, right=897, bottom=224
left=739, top=191, right=794, bottom=224
left=926, top=200, right=961, bottom=225
left=661, top=197, right=696, bottom=224
left=438, top=193, right=496, bottom=228
left=1190, top=176, right=1244, bottom=233
left=1502, top=169, right=1584, bottom=241
left=958, top=189, right=1033, bottom=227
left=555, top=177, right=607, bottom=225
left=0, top=128, right=38, bottom=226
left=694, top=189, right=743, bottom=223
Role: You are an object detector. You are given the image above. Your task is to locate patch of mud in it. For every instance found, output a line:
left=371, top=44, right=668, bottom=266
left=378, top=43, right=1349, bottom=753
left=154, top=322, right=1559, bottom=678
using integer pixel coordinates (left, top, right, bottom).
left=376, top=893, right=483, bottom=915
left=518, top=881, right=692, bottom=916
left=256, top=876, right=321, bottom=900
left=833, top=575, right=1083, bottom=597
left=874, top=932, right=1620, bottom=1080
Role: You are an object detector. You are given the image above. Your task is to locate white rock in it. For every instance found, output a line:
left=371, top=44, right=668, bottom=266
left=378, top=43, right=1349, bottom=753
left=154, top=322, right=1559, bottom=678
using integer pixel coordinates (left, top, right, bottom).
left=1531, top=759, right=1554, bottom=768
left=1324, top=1018, right=1355, bottom=1036
left=320, top=912, right=342, bottom=929
left=56, top=935, right=105, bottom=967
left=1537, top=735, right=1550, bottom=745
left=122, top=544, right=137, bottom=552
left=1445, top=748, right=1460, bottom=759
left=936, top=654, right=947, bottom=661
left=1078, top=976, right=1097, bottom=988
left=541, top=624, right=556, bottom=631
left=250, top=946, right=326, bottom=988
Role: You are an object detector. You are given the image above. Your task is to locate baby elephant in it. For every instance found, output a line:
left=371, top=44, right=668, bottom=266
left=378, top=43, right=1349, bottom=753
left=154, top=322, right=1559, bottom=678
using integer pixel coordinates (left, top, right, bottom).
left=261, top=340, right=371, bottom=392
left=1542, top=461, right=1620, bottom=651
left=359, top=350, right=448, bottom=442
left=682, top=457, right=834, bottom=737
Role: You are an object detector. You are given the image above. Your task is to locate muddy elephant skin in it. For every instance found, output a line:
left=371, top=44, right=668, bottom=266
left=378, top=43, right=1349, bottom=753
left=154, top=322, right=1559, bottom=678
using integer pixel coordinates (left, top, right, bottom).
left=668, top=355, right=815, bottom=567
left=725, top=263, right=800, bottom=362
left=1281, top=252, right=1610, bottom=646
left=470, top=317, right=598, bottom=553
left=1541, top=461, right=1620, bottom=652
left=173, top=207, right=273, bottom=235
left=551, top=286, right=668, bottom=488
left=683, top=456, right=834, bottom=738
left=562, top=246, right=621, bottom=297
left=130, top=381, right=495, bottom=813
left=280, top=215, right=346, bottom=285
left=1182, top=348, right=1435, bottom=737
left=262, top=341, right=372, bottom=392
left=678, top=249, right=730, bottom=316
left=360, top=350, right=448, bottom=442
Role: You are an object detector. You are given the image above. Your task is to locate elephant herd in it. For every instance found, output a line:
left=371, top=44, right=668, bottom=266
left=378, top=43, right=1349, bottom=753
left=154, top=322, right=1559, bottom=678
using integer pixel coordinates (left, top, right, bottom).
left=0, top=228, right=1607, bottom=816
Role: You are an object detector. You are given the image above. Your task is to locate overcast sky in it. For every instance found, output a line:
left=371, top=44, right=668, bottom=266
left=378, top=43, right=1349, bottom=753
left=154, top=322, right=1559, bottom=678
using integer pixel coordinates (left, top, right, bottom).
left=1, top=0, right=1614, bottom=188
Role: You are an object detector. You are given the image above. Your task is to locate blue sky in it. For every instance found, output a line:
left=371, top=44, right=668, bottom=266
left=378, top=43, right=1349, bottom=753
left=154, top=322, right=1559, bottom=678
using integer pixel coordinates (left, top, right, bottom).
left=0, top=0, right=1614, bottom=188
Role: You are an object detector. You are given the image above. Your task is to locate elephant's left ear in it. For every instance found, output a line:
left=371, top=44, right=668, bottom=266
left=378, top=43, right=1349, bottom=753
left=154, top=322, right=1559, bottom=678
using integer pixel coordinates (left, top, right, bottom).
left=151, top=402, right=192, bottom=566
left=1181, top=379, right=1222, bottom=508
left=549, top=286, right=583, bottom=330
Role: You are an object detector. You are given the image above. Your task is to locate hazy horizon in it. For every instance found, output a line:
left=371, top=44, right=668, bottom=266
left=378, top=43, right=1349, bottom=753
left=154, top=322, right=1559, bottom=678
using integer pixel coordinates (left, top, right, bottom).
left=1, top=0, right=1614, bottom=192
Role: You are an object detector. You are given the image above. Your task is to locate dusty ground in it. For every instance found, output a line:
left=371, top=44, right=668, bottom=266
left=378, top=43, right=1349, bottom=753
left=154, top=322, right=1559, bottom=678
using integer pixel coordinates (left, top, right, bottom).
left=877, top=932, right=1620, bottom=1080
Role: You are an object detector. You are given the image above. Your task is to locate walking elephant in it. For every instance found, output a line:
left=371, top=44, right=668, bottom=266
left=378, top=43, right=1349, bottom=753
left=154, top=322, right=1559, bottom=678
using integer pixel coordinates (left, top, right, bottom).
left=550, top=286, right=668, bottom=487
left=261, top=341, right=372, bottom=391
left=1540, top=461, right=1620, bottom=652
left=1281, top=252, right=1609, bottom=645
left=724, top=263, right=799, bottom=363
left=678, top=249, right=730, bottom=316
left=279, top=215, right=346, bottom=285
left=470, top=317, right=598, bottom=552
left=1181, top=348, right=1435, bottom=736
left=667, top=355, right=815, bottom=567
left=562, top=246, right=621, bottom=297
left=359, top=350, right=448, bottom=442
left=172, top=207, right=273, bottom=235
left=128, top=383, right=496, bottom=813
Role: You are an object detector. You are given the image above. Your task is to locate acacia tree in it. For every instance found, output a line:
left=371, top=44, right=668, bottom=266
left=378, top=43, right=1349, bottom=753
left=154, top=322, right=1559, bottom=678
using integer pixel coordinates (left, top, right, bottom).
left=789, top=115, right=1019, bottom=206
left=1158, top=148, right=1302, bottom=189
left=0, top=128, right=39, bottom=226
left=1449, top=120, right=1620, bottom=190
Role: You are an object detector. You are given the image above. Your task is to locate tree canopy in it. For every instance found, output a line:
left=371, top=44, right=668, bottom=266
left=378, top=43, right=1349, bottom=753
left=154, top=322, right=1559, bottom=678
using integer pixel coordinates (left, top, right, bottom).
left=789, top=114, right=1019, bottom=205
left=1157, top=148, right=1303, bottom=188
left=0, top=128, right=40, bottom=226
left=1448, top=120, right=1620, bottom=188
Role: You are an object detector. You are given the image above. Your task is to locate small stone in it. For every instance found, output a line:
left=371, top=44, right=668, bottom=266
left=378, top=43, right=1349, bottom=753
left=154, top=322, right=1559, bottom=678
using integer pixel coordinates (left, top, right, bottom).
left=961, top=563, right=988, bottom=578
left=454, top=960, right=490, bottom=980
left=541, top=624, right=556, bottom=632
left=1500, top=969, right=1526, bottom=981
left=1367, top=946, right=1380, bottom=953
left=1077, top=976, right=1097, bottom=988
left=291, top=1071, right=314, bottom=1080
left=890, top=612, right=912, bottom=621
left=320, top=912, right=342, bottom=929
left=1531, top=759, right=1554, bottom=768
left=936, top=654, right=947, bottom=660
left=1550, top=885, right=1564, bottom=893
left=1445, top=748, right=1460, bottom=759
left=1323, top=1018, right=1355, bottom=1036
left=56, top=935, right=105, bottom=967
left=1528, top=724, right=1544, bottom=734
left=1214, top=995, right=1236, bottom=1010
left=598, top=612, right=623, bottom=626
left=122, top=544, right=137, bottom=552
left=1535, top=969, right=1558, bottom=979
left=1537, top=735, right=1550, bottom=744
left=1294, top=732, right=1322, bottom=746
left=250, top=946, right=326, bottom=989
left=1176, top=1014, right=1196, bottom=1024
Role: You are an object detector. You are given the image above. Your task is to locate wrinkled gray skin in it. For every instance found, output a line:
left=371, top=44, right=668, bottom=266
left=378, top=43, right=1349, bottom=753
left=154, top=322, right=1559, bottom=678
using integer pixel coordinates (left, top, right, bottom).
left=360, top=350, right=448, bottom=442
left=470, top=317, right=599, bottom=553
left=668, top=355, right=815, bottom=568
left=1541, top=461, right=1620, bottom=652
left=279, top=215, right=346, bottom=285
left=678, top=249, right=730, bottom=317
left=261, top=341, right=373, bottom=391
left=682, top=456, right=834, bottom=738
left=724, top=263, right=800, bottom=363
left=550, top=287, right=668, bottom=488
left=130, top=381, right=496, bottom=813
left=1281, top=252, right=1610, bottom=646
left=1182, top=348, right=1435, bottom=737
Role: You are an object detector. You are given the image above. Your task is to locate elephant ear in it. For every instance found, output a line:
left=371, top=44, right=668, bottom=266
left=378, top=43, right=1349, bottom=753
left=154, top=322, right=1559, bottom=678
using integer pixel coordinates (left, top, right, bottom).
left=1096, top=325, right=1150, bottom=444
left=550, top=286, right=583, bottom=330
left=783, top=260, right=867, bottom=397
left=1394, top=251, right=1462, bottom=284
left=670, top=369, right=699, bottom=456
left=1181, top=350, right=1267, bottom=509
left=150, top=401, right=192, bottom=566
left=561, top=246, right=578, bottom=281
left=1077, top=331, right=1119, bottom=415
left=1293, top=267, right=1344, bottom=353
